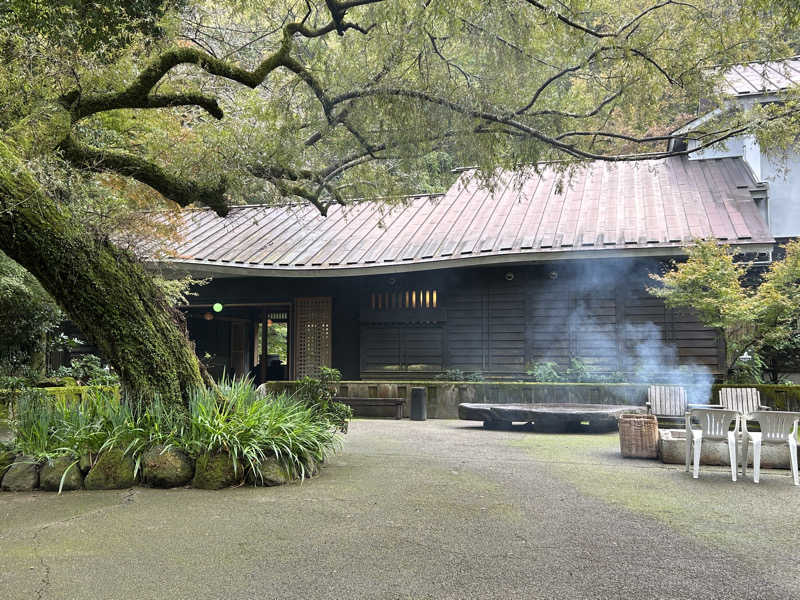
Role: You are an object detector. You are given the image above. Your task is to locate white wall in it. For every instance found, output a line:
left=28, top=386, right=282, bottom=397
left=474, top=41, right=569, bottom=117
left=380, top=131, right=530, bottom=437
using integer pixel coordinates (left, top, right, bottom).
left=684, top=94, right=800, bottom=238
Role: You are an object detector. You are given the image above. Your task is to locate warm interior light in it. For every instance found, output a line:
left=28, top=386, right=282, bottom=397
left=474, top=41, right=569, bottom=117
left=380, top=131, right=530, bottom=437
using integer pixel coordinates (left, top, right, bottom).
left=203, top=312, right=213, bottom=321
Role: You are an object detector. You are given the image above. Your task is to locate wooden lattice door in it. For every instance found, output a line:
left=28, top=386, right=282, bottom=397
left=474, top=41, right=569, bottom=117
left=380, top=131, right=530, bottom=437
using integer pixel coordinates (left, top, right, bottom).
left=293, top=297, right=332, bottom=378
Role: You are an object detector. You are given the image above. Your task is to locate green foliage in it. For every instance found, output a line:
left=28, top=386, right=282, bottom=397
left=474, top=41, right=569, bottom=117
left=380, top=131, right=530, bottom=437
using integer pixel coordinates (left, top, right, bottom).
left=52, top=354, right=120, bottom=386
left=649, top=240, right=800, bottom=374
left=526, top=362, right=563, bottom=383
left=185, top=381, right=339, bottom=481
left=10, top=387, right=129, bottom=460
left=434, top=369, right=485, bottom=382
left=725, top=353, right=769, bottom=385
left=0, top=0, right=183, bottom=53
left=294, top=367, right=351, bottom=433
left=7, top=378, right=344, bottom=483
left=266, top=322, right=288, bottom=364
left=152, top=275, right=209, bottom=307
left=0, top=252, right=61, bottom=375
left=526, top=359, right=627, bottom=383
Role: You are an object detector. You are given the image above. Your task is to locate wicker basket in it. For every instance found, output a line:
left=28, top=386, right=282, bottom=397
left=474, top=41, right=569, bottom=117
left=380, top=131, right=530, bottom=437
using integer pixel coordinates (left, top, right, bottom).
left=618, top=413, right=659, bottom=458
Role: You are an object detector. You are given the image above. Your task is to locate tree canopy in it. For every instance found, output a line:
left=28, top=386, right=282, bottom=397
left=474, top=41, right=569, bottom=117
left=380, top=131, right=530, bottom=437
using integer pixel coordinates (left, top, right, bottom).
left=648, top=240, right=800, bottom=381
left=4, top=0, right=800, bottom=215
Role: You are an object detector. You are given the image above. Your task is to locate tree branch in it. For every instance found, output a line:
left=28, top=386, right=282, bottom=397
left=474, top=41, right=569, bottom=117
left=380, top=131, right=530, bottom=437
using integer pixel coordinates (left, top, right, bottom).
left=60, top=136, right=229, bottom=216
left=529, top=89, right=623, bottom=119
left=67, top=40, right=294, bottom=123
left=73, top=92, right=224, bottom=121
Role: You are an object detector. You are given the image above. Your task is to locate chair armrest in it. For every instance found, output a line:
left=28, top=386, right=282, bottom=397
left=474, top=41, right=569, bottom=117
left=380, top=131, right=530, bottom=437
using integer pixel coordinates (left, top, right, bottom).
left=758, top=405, right=771, bottom=411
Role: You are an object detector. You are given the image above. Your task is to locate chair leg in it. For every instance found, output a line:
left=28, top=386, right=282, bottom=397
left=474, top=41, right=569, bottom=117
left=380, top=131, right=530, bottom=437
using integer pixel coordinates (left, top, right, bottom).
left=727, top=432, right=737, bottom=482
left=752, top=439, right=762, bottom=484
left=685, top=433, right=692, bottom=473
left=693, top=434, right=702, bottom=479
left=741, top=437, right=749, bottom=478
left=789, top=438, right=798, bottom=486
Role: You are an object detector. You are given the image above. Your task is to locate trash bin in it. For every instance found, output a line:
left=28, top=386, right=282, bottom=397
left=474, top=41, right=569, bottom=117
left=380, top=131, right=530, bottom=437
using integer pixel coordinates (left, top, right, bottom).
left=410, top=387, right=427, bottom=421
left=618, top=413, right=658, bottom=458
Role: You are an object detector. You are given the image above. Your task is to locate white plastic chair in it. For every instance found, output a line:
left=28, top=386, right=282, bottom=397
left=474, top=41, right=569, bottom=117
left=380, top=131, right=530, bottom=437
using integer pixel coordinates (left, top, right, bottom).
left=685, top=408, right=739, bottom=481
left=740, top=411, right=799, bottom=485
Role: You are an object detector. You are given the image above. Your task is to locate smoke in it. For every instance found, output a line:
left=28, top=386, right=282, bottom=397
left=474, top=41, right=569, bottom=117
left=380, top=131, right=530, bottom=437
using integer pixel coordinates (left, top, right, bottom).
left=544, top=260, right=715, bottom=404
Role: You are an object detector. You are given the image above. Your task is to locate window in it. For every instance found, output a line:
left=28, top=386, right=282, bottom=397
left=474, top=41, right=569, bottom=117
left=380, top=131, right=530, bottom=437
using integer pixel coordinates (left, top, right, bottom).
left=370, top=289, right=438, bottom=311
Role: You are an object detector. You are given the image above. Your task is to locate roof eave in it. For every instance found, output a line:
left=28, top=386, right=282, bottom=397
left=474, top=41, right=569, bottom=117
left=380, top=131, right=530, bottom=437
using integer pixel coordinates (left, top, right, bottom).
left=152, top=240, right=775, bottom=278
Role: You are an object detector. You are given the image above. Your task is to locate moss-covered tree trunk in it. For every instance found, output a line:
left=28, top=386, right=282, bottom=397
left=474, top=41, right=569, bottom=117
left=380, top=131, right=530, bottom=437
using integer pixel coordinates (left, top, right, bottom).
left=0, top=110, right=208, bottom=407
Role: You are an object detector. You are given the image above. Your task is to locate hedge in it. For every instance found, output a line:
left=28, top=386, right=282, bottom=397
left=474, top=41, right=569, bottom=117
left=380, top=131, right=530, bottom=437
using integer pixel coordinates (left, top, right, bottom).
left=0, top=385, right=120, bottom=407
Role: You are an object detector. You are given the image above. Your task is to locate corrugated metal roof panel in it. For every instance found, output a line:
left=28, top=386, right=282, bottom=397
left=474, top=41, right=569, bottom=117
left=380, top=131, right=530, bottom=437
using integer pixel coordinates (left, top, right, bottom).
left=722, top=57, right=800, bottom=95
left=151, top=157, right=773, bottom=276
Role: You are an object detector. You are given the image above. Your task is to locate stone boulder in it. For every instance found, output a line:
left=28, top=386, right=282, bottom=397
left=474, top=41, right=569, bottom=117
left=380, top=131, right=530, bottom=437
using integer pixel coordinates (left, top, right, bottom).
left=1, top=457, right=39, bottom=491
left=0, top=447, right=16, bottom=479
left=40, top=454, right=83, bottom=492
left=191, top=452, right=241, bottom=490
left=247, top=456, right=290, bottom=486
left=304, top=457, right=320, bottom=478
left=84, top=449, right=137, bottom=490
left=141, top=445, right=193, bottom=488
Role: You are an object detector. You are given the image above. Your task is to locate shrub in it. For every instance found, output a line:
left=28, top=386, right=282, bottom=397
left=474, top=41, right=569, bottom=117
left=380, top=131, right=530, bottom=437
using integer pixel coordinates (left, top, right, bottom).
left=294, top=367, right=352, bottom=432
left=52, top=354, right=119, bottom=386
left=184, top=379, right=341, bottom=481
left=526, top=362, right=562, bottom=382
left=434, top=369, right=485, bottom=382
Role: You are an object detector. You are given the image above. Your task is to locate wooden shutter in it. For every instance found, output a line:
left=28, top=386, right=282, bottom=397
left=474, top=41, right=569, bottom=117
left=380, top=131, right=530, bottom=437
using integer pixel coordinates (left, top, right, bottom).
left=294, top=297, right=332, bottom=379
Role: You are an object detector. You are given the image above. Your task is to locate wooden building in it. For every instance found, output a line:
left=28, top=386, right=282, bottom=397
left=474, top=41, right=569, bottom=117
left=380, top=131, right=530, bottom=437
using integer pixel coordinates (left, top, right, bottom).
left=155, top=157, right=774, bottom=382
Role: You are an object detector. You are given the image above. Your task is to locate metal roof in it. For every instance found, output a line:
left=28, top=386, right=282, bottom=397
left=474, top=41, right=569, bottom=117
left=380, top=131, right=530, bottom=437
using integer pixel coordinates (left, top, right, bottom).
left=722, top=57, right=800, bottom=96
left=153, top=157, right=773, bottom=277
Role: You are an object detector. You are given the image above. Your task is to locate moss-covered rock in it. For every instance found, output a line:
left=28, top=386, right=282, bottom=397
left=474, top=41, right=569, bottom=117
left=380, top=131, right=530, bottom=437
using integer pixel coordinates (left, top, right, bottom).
left=84, top=448, right=136, bottom=490
left=142, top=445, right=193, bottom=488
left=1, top=457, right=38, bottom=491
left=39, top=454, right=83, bottom=492
left=191, top=452, right=240, bottom=490
left=0, top=447, right=16, bottom=479
left=246, top=456, right=290, bottom=487
left=304, top=457, right=320, bottom=478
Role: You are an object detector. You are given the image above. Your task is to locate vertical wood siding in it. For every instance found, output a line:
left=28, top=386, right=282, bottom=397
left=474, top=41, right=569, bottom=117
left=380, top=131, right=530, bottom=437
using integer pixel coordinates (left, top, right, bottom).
left=358, top=264, right=724, bottom=378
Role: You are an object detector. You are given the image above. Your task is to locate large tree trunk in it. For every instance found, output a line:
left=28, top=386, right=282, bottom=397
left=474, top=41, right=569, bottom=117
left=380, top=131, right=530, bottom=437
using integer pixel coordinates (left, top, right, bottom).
left=0, top=125, right=208, bottom=407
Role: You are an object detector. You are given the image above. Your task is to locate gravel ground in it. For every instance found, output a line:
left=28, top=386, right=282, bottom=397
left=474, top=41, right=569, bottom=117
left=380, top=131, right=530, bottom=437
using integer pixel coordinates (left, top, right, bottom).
left=1, top=418, right=798, bottom=599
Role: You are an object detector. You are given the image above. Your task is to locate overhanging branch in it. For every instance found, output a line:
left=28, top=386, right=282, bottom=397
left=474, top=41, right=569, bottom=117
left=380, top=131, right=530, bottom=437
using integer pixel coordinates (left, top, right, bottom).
left=60, top=136, right=228, bottom=216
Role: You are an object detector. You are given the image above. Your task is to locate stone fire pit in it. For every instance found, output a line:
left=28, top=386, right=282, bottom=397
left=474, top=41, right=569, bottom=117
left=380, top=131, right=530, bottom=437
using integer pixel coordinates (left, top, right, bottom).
left=458, top=403, right=644, bottom=433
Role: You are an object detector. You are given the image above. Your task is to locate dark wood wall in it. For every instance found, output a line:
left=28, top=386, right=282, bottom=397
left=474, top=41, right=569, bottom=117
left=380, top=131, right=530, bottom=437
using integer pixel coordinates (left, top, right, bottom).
left=186, top=258, right=724, bottom=381
left=355, top=261, right=723, bottom=378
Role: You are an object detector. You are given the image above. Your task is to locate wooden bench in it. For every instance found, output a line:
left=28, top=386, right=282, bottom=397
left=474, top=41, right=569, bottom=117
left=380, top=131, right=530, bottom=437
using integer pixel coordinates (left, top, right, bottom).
left=333, top=397, right=405, bottom=419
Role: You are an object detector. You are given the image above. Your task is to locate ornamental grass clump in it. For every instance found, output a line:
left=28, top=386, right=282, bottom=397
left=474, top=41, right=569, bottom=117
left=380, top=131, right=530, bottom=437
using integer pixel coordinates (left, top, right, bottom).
left=185, top=378, right=341, bottom=482
left=11, top=387, right=130, bottom=460
left=7, top=378, right=345, bottom=489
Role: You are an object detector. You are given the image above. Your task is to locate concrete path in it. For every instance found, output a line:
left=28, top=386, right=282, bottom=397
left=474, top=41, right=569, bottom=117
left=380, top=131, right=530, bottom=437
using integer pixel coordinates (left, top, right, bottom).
left=1, top=419, right=798, bottom=599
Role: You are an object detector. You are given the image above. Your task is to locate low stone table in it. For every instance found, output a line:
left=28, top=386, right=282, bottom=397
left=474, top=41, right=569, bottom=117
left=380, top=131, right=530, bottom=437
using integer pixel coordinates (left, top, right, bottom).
left=458, top=403, right=644, bottom=433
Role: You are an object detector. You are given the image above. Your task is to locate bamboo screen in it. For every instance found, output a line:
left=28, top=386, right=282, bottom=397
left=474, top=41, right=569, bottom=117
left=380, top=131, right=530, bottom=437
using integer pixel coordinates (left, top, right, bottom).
left=293, top=297, right=332, bottom=378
